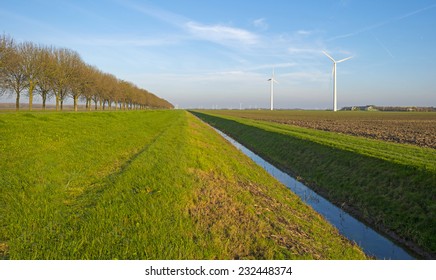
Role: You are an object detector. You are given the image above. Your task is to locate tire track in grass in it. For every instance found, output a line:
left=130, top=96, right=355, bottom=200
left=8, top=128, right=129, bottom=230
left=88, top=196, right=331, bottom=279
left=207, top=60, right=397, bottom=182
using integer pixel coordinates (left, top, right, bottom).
left=60, top=113, right=190, bottom=259
left=0, top=111, right=184, bottom=259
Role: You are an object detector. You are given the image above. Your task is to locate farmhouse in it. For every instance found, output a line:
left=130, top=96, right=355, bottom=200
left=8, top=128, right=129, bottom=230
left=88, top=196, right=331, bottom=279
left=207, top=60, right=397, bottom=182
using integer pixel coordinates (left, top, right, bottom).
left=341, top=105, right=377, bottom=111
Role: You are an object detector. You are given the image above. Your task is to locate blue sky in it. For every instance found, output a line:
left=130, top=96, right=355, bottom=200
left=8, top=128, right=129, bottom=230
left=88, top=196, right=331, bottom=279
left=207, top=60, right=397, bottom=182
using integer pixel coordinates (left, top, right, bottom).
left=1, top=0, right=435, bottom=109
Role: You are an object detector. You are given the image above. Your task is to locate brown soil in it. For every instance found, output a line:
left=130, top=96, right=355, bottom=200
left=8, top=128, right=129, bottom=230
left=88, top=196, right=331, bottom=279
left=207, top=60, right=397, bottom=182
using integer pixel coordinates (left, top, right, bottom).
left=276, top=119, right=436, bottom=149
left=217, top=111, right=436, bottom=149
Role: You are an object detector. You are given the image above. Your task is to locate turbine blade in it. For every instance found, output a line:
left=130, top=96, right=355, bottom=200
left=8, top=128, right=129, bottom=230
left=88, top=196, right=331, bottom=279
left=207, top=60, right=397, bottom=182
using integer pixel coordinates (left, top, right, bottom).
left=337, top=56, right=353, bottom=63
left=322, top=50, right=335, bottom=62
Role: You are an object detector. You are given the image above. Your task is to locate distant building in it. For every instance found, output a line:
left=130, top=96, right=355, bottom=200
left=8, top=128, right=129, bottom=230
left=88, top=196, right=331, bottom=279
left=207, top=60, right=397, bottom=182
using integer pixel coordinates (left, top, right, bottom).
left=340, top=105, right=377, bottom=111
left=341, top=105, right=436, bottom=112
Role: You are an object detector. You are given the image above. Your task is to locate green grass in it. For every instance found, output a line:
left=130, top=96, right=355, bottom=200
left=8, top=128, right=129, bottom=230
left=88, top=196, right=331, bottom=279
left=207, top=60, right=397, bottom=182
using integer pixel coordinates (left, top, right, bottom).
left=192, top=111, right=436, bottom=259
left=0, top=110, right=366, bottom=259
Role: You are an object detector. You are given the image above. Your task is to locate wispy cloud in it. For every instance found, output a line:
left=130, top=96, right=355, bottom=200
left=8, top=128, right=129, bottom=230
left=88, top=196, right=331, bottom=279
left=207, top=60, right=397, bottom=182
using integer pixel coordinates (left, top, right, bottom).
left=397, top=3, right=436, bottom=20
left=70, top=35, right=183, bottom=47
left=327, top=21, right=385, bottom=41
left=328, top=3, right=436, bottom=41
left=118, top=0, right=188, bottom=26
left=185, top=21, right=259, bottom=45
left=296, top=30, right=313, bottom=36
left=288, top=47, right=322, bottom=55
left=58, top=0, right=108, bottom=23
left=119, top=0, right=260, bottom=47
left=372, top=34, right=394, bottom=58
left=246, top=63, right=297, bottom=71
left=253, top=18, right=268, bottom=30
left=339, top=0, right=352, bottom=7
left=281, top=71, right=329, bottom=83
left=0, top=9, right=61, bottom=38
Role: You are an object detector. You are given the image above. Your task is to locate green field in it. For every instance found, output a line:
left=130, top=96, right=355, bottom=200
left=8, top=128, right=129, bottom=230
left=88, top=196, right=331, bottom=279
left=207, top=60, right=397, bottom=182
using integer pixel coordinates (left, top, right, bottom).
left=0, top=110, right=366, bottom=259
left=192, top=110, right=436, bottom=259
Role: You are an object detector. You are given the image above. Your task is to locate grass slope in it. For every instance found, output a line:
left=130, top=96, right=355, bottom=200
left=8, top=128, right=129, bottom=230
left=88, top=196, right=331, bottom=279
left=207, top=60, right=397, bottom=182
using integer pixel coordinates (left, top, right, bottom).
left=192, top=111, right=436, bottom=259
left=0, top=110, right=366, bottom=259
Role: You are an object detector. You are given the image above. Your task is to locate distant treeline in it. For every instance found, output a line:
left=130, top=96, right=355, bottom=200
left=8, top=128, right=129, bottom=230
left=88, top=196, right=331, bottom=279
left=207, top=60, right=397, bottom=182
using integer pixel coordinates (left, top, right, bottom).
left=374, top=106, right=436, bottom=112
left=0, top=34, right=173, bottom=111
left=341, top=105, right=436, bottom=112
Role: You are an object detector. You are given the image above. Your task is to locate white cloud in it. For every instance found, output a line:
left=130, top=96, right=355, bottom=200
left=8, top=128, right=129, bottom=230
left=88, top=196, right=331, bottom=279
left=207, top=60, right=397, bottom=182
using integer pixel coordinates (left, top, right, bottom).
left=119, top=0, right=188, bottom=26
left=296, top=30, right=312, bottom=36
left=327, top=3, right=436, bottom=41
left=247, top=63, right=297, bottom=71
left=281, top=71, right=329, bottom=83
left=253, top=18, right=268, bottom=30
left=185, top=21, right=259, bottom=45
left=70, top=36, right=182, bottom=47
left=120, top=1, right=262, bottom=48
left=288, top=47, right=321, bottom=55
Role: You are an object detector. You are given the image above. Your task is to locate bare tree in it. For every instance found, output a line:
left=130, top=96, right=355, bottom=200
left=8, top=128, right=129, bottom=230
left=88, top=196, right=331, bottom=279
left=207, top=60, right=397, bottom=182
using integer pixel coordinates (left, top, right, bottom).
left=2, top=34, right=174, bottom=110
left=118, top=80, right=135, bottom=110
left=100, top=73, right=118, bottom=110
left=0, top=34, right=12, bottom=95
left=68, top=54, right=87, bottom=112
left=35, top=46, right=55, bottom=110
left=52, top=48, right=79, bottom=111
left=0, top=36, right=26, bottom=110
left=80, top=64, right=99, bottom=111
left=90, top=72, right=102, bottom=110
left=19, top=41, right=41, bottom=111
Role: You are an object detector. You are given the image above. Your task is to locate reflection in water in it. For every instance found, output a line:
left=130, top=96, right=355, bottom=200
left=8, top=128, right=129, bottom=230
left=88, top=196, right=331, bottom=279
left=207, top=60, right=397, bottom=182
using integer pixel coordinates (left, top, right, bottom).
left=215, top=128, right=414, bottom=260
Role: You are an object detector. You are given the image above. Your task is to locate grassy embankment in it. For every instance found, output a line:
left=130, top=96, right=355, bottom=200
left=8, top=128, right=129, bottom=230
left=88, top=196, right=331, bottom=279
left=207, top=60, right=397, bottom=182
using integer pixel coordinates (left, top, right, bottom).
left=192, top=111, right=436, bottom=259
left=0, top=110, right=366, bottom=259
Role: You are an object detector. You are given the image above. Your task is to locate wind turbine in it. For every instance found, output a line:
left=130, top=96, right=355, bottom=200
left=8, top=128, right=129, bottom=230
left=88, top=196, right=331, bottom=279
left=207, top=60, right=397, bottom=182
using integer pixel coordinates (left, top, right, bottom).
left=323, top=51, right=352, bottom=112
left=268, top=68, right=278, bottom=110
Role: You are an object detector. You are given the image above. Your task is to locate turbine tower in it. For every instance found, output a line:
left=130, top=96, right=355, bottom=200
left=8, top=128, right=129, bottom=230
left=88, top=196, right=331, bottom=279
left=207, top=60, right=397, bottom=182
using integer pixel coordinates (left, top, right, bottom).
left=323, top=51, right=352, bottom=112
left=268, top=68, right=278, bottom=110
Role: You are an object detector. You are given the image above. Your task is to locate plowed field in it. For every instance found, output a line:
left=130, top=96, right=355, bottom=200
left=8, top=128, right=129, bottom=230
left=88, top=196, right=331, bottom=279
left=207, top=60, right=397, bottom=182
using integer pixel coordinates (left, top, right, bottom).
left=212, top=111, right=436, bottom=149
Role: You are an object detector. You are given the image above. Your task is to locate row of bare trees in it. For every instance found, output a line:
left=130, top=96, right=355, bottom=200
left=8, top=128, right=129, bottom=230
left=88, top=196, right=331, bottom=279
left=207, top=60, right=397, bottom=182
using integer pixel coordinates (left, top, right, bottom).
left=0, top=34, right=173, bottom=111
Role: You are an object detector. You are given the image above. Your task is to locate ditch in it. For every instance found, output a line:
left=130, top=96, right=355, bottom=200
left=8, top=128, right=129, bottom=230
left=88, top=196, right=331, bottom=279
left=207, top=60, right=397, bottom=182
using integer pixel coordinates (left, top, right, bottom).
left=213, top=128, right=415, bottom=260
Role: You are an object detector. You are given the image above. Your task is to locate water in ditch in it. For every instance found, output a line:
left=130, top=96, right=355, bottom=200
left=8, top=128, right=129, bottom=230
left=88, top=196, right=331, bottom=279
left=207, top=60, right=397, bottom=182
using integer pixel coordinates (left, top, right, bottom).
left=214, top=128, right=414, bottom=260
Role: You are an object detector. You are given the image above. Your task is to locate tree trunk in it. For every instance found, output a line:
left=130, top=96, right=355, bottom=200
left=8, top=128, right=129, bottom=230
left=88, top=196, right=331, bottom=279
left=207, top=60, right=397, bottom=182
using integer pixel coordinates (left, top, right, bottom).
left=28, top=91, right=33, bottom=111
left=61, top=100, right=64, bottom=111
left=55, top=92, right=60, bottom=111
left=74, top=95, right=78, bottom=112
left=15, top=93, right=20, bottom=111
left=28, top=83, right=35, bottom=111
left=42, top=93, right=47, bottom=110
